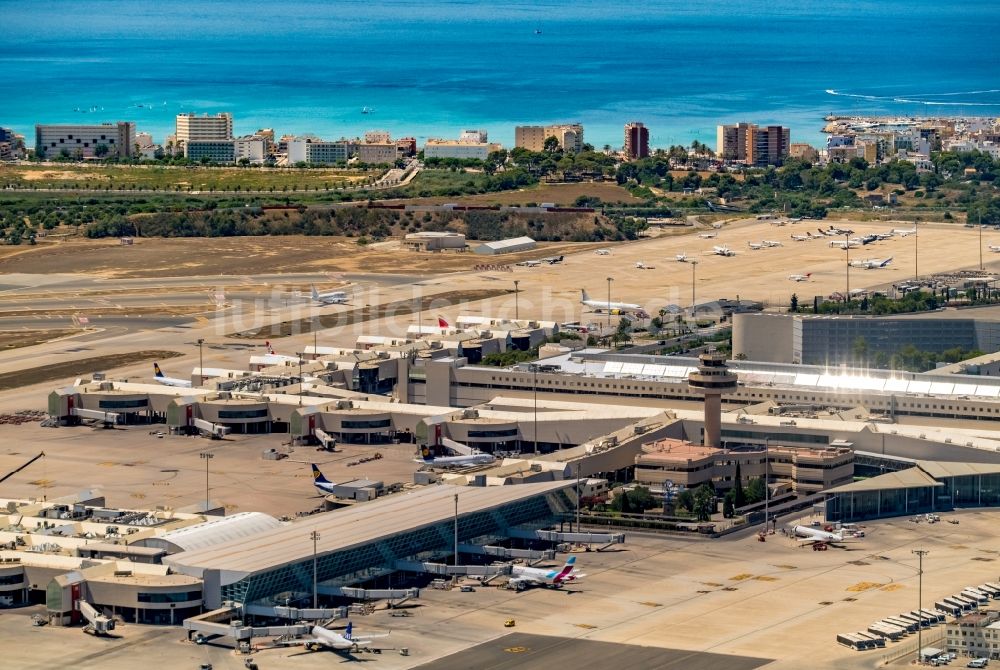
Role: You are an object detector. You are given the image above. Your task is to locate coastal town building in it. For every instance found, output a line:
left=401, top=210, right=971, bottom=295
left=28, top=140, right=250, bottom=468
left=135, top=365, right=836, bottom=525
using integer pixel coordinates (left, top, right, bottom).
left=788, top=142, right=818, bottom=162
left=396, top=137, right=417, bottom=157
left=175, top=113, right=233, bottom=157
left=717, top=122, right=790, bottom=166
left=34, top=122, right=135, bottom=159
left=286, top=138, right=355, bottom=165
left=0, top=126, right=26, bottom=161
left=185, top=140, right=236, bottom=164
left=624, top=122, right=649, bottom=159
left=515, top=124, right=584, bottom=153
left=357, top=142, right=397, bottom=164
left=363, top=130, right=392, bottom=144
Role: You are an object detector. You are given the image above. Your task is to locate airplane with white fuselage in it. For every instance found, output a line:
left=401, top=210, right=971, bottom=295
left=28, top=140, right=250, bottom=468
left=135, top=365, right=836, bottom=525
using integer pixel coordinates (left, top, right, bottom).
left=762, top=240, right=783, bottom=247
left=311, top=285, right=349, bottom=305
left=792, top=525, right=860, bottom=548
left=989, top=244, right=1000, bottom=253
left=508, top=555, right=585, bottom=590
left=708, top=245, right=736, bottom=257
left=698, top=232, right=717, bottom=239
left=278, top=621, right=389, bottom=652
left=791, top=233, right=811, bottom=241
left=415, top=437, right=496, bottom=467
left=893, top=227, right=917, bottom=237
left=580, top=289, right=649, bottom=317
left=850, top=257, right=893, bottom=269
left=594, top=248, right=611, bottom=256
left=829, top=239, right=861, bottom=249
left=748, top=242, right=763, bottom=250
left=517, top=260, right=542, bottom=267
left=310, top=464, right=339, bottom=495
left=542, top=255, right=565, bottom=265
left=153, top=362, right=192, bottom=388
left=788, top=273, right=811, bottom=282
left=635, top=261, right=655, bottom=269
left=675, top=253, right=689, bottom=262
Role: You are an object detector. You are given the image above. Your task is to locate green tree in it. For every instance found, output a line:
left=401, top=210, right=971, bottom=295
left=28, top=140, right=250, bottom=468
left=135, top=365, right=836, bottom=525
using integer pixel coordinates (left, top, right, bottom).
left=543, top=136, right=561, bottom=153
left=722, top=491, right=735, bottom=518
left=745, top=477, right=766, bottom=505
left=789, top=293, right=799, bottom=313
left=692, top=484, right=715, bottom=522
left=676, top=489, right=694, bottom=513
left=733, top=462, right=747, bottom=508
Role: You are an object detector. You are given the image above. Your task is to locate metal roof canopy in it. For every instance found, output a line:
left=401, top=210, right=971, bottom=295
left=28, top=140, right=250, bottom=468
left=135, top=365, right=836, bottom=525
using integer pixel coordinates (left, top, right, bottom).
left=165, top=481, right=571, bottom=580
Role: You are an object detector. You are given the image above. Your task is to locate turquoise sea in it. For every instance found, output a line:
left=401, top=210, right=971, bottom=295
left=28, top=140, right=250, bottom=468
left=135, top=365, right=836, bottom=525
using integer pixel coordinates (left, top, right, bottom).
left=3, top=0, right=1000, bottom=149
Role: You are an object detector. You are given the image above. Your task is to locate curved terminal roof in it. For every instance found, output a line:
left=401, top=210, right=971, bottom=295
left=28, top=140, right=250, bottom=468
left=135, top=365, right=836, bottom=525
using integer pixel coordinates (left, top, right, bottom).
left=142, top=511, right=281, bottom=553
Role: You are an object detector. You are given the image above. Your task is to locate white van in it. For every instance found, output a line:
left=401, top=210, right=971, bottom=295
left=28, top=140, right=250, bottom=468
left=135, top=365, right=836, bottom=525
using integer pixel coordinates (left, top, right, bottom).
left=967, top=658, right=989, bottom=668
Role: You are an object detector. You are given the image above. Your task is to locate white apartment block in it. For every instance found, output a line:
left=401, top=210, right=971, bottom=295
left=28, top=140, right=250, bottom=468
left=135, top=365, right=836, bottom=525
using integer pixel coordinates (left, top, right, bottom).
left=423, top=139, right=495, bottom=160
left=287, top=138, right=353, bottom=164
left=235, top=137, right=266, bottom=163
left=35, top=122, right=135, bottom=159
left=176, top=113, right=233, bottom=155
left=459, top=129, right=488, bottom=143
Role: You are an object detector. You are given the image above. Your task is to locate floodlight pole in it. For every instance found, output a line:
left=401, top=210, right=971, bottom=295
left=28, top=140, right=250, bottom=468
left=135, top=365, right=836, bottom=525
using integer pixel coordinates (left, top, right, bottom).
left=453, top=493, right=459, bottom=567
left=980, top=211, right=984, bottom=271
left=513, top=279, right=520, bottom=321
left=606, top=277, right=613, bottom=329
left=845, top=233, right=850, bottom=302
left=764, top=437, right=770, bottom=532
left=691, top=261, right=698, bottom=308
left=533, top=364, right=538, bottom=454
left=913, top=549, right=928, bottom=664
left=311, top=530, right=320, bottom=609
left=197, top=338, right=204, bottom=387
left=199, top=452, right=213, bottom=510
left=914, top=218, right=919, bottom=281
left=575, top=461, right=582, bottom=533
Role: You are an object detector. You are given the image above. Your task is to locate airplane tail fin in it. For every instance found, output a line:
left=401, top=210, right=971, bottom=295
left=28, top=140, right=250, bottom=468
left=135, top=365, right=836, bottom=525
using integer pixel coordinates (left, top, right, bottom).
left=345, top=621, right=352, bottom=640
left=437, top=316, right=449, bottom=328
left=265, top=340, right=275, bottom=354
left=554, top=555, right=578, bottom=581
left=419, top=446, right=434, bottom=461
left=311, top=285, right=320, bottom=300
left=882, top=257, right=893, bottom=267
left=154, top=362, right=164, bottom=378
left=806, top=273, right=812, bottom=278
left=580, top=289, right=590, bottom=302
left=311, top=464, right=331, bottom=484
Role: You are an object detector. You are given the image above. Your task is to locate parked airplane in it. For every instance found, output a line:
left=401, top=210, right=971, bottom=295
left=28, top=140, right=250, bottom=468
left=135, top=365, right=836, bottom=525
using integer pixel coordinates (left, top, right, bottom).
left=829, top=239, right=861, bottom=249
left=415, top=437, right=496, bottom=467
left=791, top=233, right=811, bottom=242
left=850, top=257, right=893, bottom=269
left=517, top=260, right=542, bottom=267
left=698, top=232, right=718, bottom=239
left=635, top=261, right=655, bottom=269
left=893, top=227, right=917, bottom=237
left=827, top=226, right=855, bottom=235
left=310, top=464, right=338, bottom=495
left=580, top=289, right=648, bottom=317
left=542, top=255, right=565, bottom=265
left=707, top=245, right=736, bottom=257
left=762, top=240, right=784, bottom=248
left=788, top=273, right=812, bottom=282
left=675, top=253, right=689, bottom=262
left=311, top=285, right=349, bottom=305
left=279, top=622, right=389, bottom=652
left=989, top=244, right=1000, bottom=253
left=153, top=362, right=191, bottom=388
left=748, top=242, right=763, bottom=250
left=792, top=524, right=859, bottom=548
left=508, top=555, right=586, bottom=590
left=594, top=249, right=611, bottom=256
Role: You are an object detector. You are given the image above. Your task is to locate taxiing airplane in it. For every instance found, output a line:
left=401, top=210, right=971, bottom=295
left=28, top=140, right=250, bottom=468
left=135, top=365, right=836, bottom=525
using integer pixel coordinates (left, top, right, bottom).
left=508, top=555, right=585, bottom=590
left=788, top=273, right=812, bottom=282
left=580, top=289, right=648, bottom=317
left=311, top=285, right=349, bottom=305
left=675, top=253, right=689, bottom=262
left=415, top=437, right=496, bottom=467
left=792, top=524, right=859, bottom=548
left=635, top=261, right=655, bottom=269
left=893, top=227, right=917, bottom=237
left=698, top=232, right=718, bottom=239
left=279, top=622, right=389, bottom=652
left=708, top=245, right=736, bottom=257
left=153, top=362, right=192, bottom=388
left=849, top=257, right=893, bottom=269
left=594, top=249, right=611, bottom=256
left=310, top=464, right=338, bottom=495
left=989, top=244, right=1000, bottom=253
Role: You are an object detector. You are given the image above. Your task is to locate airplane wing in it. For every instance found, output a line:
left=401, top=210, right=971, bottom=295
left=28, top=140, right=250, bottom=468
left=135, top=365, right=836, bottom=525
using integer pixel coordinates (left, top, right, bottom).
left=274, top=637, right=316, bottom=647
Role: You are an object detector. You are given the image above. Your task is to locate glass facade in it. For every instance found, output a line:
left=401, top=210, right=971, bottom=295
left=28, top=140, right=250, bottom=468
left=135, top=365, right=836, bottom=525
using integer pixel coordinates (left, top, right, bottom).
left=137, top=590, right=202, bottom=603
left=221, top=490, right=572, bottom=605
left=98, top=399, right=148, bottom=410
left=827, top=472, right=1000, bottom=523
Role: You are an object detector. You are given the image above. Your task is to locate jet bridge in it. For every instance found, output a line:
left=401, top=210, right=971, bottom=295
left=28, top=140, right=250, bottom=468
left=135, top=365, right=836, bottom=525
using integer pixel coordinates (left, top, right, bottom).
left=508, top=529, right=626, bottom=551
left=192, top=417, right=231, bottom=439
left=79, top=600, right=115, bottom=636
left=70, top=408, right=120, bottom=427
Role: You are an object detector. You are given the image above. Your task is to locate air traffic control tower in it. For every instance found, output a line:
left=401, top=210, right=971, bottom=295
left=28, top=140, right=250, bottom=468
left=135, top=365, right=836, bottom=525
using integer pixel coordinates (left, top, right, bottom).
left=688, top=350, right=738, bottom=448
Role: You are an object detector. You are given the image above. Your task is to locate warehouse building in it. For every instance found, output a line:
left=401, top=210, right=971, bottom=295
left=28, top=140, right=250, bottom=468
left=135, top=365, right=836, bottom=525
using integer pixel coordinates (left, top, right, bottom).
left=403, top=231, right=467, bottom=252
left=474, top=237, right=536, bottom=255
